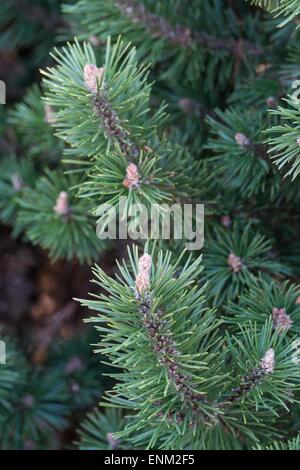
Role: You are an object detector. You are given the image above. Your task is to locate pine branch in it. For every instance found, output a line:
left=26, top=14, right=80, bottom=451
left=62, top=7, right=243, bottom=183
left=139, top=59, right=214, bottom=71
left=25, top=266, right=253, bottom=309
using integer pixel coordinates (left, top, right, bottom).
left=78, top=247, right=300, bottom=449
left=219, top=349, right=275, bottom=405
left=267, top=95, right=300, bottom=180
left=116, top=0, right=263, bottom=55
left=63, top=0, right=265, bottom=88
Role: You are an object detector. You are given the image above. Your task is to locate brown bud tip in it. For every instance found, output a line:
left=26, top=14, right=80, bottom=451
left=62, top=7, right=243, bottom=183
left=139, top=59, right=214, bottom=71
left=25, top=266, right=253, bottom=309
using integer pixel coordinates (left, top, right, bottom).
left=70, top=382, right=80, bottom=393
left=297, top=138, right=300, bottom=147
left=44, top=104, right=56, bottom=125
left=11, top=173, right=23, bottom=192
left=22, top=394, right=34, bottom=408
left=88, top=35, right=102, bottom=47
left=272, top=307, right=293, bottom=331
left=266, top=96, right=277, bottom=108
left=256, top=63, right=271, bottom=74
left=106, top=432, right=120, bottom=449
left=53, top=191, right=69, bottom=216
left=84, top=64, right=104, bottom=94
left=136, top=253, right=152, bottom=293
left=260, top=348, right=275, bottom=374
left=178, top=98, right=199, bottom=114
left=295, top=295, right=300, bottom=304
left=235, top=132, right=250, bottom=147
left=227, top=252, right=243, bottom=273
left=65, top=356, right=83, bottom=375
left=221, top=215, right=231, bottom=228
left=123, top=162, right=140, bottom=189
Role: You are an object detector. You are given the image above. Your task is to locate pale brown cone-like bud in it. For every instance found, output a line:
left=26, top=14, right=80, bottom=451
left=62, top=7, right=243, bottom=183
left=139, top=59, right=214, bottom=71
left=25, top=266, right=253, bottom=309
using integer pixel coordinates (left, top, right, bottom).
left=65, top=356, right=83, bottom=375
left=84, top=64, right=104, bottom=94
left=53, top=191, right=70, bottom=216
left=235, top=132, right=250, bottom=147
left=178, top=98, right=199, bottom=115
left=89, top=35, right=103, bottom=47
left=272, top=307, right=293, bottom=331
left=44, top=104, right=56, bottom=125
left=260, top=348, right=275, bottom=374
left=227, top=252, right=243, bottom=273
left=22, top=394, right=34, bottom=408
left=297, top=138, right=300, bottom=147
left=295, top=16, right=300, bottom=25
left=256, top=63, right=271, bottom=74
left=266, top=96, right=277, bottom=108
left=123, top=162, right=140, bottom=189
left=106, top=432, right=119, bottom=449
left=136, top=253, right=152, bottom=293
left=221, top=215, right=231, bottom=228
left=295, top=295, right=300, bottom=304
left=11, top=173, right=23, bottom=192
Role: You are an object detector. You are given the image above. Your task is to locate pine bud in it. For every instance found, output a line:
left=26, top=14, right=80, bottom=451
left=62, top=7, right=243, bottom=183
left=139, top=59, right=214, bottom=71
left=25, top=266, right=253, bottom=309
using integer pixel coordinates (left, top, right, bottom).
left=295, top=295, right=300, bottom=304
left=178, top=98, right=199, bottom=115
left=266, top=96, right=277, bottom=108
left=297, top=138, right=300, bottom=147
left=44, top=104, right=56, bottom=125
left=136, top=253, right=152, bottom=293
left=53, top=191, right=70, bottom=216
left=24, top=440, right=35, bottom=450
left=294, top=16, right=300, bottom=25
left=22, top=394, right=34, bottom=408
left=65, top=356, right=83, bottom=374
left=227, top=252, right=243, bottom=273
left=221, top=215, right=231, bottom=228
left=272, top=307, right=292, bottom=331
left=70, top=382, right=80, bottom=393
left=106, top=432, right=119, bottom=449
left=235, top=132, right=250, bottom=147
left=88, top=35, right=103, bottom=47
left=256, top=63, right=271, bottom=74
left=11, top=173, right=23, bottom=192
left=260, top=348, right=275, bottom=374
left=84, top=64, right=104, bottom=94
left=123, top=162, right=140, bottom=189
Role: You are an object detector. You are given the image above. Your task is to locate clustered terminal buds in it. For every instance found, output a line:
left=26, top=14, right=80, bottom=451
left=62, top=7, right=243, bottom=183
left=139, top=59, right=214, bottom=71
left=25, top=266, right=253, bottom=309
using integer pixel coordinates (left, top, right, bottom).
left=227, top=252, right=243, bottom=273
left=235, top=132, right=250, bottom=147
left=260, top=348, right=275, bottom=374
left=272, top=307, right=293, bottom=331
left=135, top=253, right=152, bottom=293
left=123, top=162, right=140, bottom=189
left=53, top=191, right=70, bottom=216
left=84, top=64, right=105, bottom=94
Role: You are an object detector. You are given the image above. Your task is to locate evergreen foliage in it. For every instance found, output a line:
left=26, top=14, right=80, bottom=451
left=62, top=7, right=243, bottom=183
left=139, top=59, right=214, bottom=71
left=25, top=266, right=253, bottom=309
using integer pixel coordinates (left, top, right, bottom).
left=16, top=170, right=104, bottom=263
left=79, top=246, right=300, bottom=449
left=0, top=328, right=106, bottom=449
left=2, top=0, right=300, bottom=451
left=255, top=434, right=300, bottom=450
left=77, top=408, right=126, bottom=449
left=0, top=0, right=63, bottom=100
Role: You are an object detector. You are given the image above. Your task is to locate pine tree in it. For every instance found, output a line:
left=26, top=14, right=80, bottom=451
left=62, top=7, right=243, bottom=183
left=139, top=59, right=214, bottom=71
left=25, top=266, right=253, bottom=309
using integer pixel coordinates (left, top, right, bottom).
left=1, top=0, right=300, bottom=450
